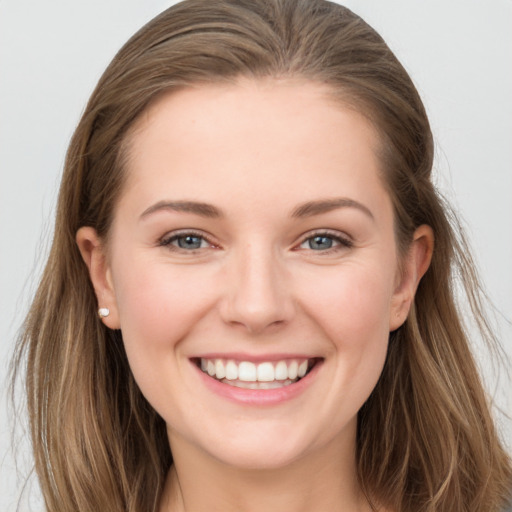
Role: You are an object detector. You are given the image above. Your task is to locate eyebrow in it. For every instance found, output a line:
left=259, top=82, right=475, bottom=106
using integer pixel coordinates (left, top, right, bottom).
left=140, top=200, right=223, bottom=219
left=291, top=197, right=374, bottom=219
left=139, top=197, right=374, bottom=221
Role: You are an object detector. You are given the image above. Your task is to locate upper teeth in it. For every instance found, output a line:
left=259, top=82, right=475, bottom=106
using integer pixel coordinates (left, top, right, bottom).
left=200, top=358, right=310, bottom=382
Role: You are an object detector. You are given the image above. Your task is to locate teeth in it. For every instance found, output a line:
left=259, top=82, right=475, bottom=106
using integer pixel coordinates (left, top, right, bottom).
left=288, top=361, right=298, bottom=380
left=215, top=359, right=226, bottom=379
left=275, top=361, right=288, bottom=380
left=238, top=362, right=257, bottom=382
left=199, top=357, right=314, bottom=383
left=256, top=362, right=274, bottom=382
left=225, top=360, right=238, bottom=380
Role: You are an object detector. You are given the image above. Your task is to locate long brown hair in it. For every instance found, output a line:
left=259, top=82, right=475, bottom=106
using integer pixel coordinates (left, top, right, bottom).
left=12, top=1, right=511, bottom=511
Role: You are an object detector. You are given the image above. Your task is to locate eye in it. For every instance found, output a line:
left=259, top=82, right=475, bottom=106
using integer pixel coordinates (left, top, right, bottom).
left=298, top=231, right=353, bottom=252
left=303, top=235, right=335, bottom=250
left=173, top=234, right=207, bottom=250
left=159, top=231, right=214, bottom=251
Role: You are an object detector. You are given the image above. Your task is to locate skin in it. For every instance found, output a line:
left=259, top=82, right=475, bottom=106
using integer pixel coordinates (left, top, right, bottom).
left=77, top=79, right=433, bottom=512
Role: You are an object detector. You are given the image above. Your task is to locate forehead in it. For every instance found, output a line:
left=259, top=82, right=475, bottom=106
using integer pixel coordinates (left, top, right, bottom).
left=118, top=79, right=390, bottom=219
left=130, top=78, right=379, bottom=151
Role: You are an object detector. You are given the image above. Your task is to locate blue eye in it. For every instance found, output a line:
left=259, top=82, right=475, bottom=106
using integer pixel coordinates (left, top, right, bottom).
left=299, top=232, right=352, bottom=252
left=160, top=232, right=210, bottom=251
left=306, top=235, right=335, bottom=250
left=174, top=235, right=205, bottom=249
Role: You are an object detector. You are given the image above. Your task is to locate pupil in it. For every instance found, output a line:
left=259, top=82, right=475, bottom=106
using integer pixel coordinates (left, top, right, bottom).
left=310, top=236, right=333, bottom=250
left=178, top=235, right=202, bottom=249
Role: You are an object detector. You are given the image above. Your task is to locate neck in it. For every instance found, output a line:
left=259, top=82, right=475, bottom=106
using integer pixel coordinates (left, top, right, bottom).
left=159, top=428, right=371, bottom=512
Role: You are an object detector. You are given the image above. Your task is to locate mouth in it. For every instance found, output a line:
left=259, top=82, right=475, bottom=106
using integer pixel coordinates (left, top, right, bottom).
left=193, top=357, right=321, bottom=390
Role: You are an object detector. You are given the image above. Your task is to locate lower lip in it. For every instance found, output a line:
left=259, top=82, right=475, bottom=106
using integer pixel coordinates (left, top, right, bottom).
left=192, top=360, right=322, bottom=406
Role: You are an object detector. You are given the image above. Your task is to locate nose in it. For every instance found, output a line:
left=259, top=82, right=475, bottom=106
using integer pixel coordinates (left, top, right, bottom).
left=219, top=243, right=295, bottom=334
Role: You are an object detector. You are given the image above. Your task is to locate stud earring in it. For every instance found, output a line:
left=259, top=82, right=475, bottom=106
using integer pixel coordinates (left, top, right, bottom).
left=98, top=307, right=110, bottom=318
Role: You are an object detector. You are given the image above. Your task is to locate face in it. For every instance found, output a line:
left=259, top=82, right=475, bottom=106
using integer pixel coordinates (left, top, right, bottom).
left=79, top=79, right=427, bottom=470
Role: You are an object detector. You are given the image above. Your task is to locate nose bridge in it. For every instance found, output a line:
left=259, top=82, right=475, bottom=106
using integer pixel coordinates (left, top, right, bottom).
left=221, top=239, right=293, bottom=333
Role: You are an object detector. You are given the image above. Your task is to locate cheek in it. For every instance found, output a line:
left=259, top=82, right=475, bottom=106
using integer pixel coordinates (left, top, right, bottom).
left=310, top=266, right=394, bottom=411
left=299, top=262, right=395, bottom=345
left=109, top=257, right=222, bottom=415
left=111, top=256, right=218, bottom=355
left=301, top=263, right=394, bottom=391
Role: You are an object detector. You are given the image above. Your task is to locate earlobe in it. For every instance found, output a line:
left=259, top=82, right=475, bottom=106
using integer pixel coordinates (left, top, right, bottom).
left=76, top=226, right=121, bottom=329
left=389, top=225, right=434, bottom=331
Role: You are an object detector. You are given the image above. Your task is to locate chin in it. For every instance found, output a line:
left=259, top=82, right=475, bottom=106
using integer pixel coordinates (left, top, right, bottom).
left=199, top=423, right=320, bottom=471
left=211, top=444, right=308, bottom=471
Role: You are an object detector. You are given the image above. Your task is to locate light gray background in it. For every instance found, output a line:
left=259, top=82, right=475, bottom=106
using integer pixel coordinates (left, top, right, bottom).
left=1, top=1, right=511, bottom=510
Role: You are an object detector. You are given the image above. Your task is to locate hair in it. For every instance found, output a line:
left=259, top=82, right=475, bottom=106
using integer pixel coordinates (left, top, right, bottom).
left=12, top=0, right=511, bottom=511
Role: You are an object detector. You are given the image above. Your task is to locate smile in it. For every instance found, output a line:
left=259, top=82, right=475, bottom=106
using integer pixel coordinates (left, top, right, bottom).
left=197, top=358, right=318, bottom=389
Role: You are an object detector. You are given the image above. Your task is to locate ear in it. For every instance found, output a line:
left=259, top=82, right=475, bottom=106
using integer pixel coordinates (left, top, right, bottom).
left=76, top=226, right=120, bottom=329
left=389, top=224, right=434, bottom=331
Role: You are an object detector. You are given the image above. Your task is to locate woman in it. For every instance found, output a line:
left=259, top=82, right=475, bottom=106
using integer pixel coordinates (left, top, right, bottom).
left=12, top=0, right=511, bottom=511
